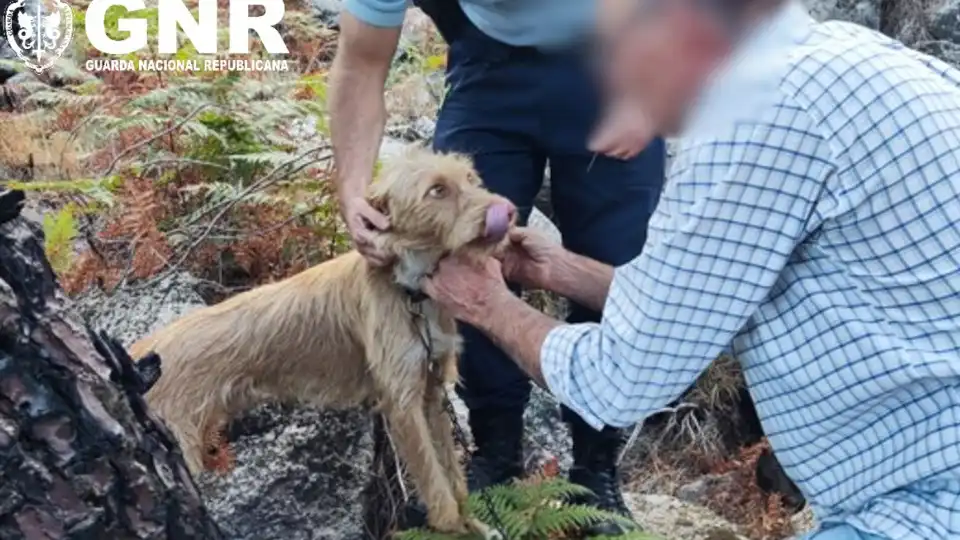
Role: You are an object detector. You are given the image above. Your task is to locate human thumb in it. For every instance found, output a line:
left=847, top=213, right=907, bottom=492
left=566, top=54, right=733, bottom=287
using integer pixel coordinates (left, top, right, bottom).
left=507, top=228, right=529, bottom=244
left=360, top=204, right=390, bottom=230
left=588, top=127, right=614, bottom=153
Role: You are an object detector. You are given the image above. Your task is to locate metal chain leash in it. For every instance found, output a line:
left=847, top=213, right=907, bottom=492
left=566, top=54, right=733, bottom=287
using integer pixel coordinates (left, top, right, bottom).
left=409, top=301, right=511, bottom=540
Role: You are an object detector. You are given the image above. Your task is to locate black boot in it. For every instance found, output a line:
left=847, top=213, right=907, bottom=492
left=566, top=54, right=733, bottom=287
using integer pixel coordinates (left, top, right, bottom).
left=467, top=406, right=525, bottom=491
left=566, top=409, right=637, bottom=537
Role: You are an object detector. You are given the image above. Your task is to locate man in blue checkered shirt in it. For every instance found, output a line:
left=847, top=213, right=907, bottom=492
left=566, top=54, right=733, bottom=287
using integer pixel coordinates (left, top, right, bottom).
left=422, top=0, right=960, bottom=538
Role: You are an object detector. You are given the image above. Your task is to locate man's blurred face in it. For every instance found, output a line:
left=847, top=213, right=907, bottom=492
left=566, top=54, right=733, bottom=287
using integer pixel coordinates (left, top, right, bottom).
left=596, top=0, right=733, bottom=135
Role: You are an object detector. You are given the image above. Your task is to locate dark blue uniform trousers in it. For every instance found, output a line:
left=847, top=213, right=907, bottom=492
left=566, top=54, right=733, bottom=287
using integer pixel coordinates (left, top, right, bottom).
left=432, top=18, right=666, bottom=429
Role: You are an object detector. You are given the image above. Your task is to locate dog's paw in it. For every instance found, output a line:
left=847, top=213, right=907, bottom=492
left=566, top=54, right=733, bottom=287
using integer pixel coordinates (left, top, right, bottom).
left=482, top=529, right=503, bottom=540
left=466, top=518, right=502, bottom=540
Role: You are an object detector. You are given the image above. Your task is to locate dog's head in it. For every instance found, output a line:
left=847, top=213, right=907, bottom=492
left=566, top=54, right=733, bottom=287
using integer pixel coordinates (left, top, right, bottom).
left=367, top=146, right=517, bottom=259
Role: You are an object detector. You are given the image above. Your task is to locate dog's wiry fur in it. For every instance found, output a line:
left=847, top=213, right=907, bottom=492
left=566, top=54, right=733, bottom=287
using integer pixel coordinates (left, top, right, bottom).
left=130, top=146, right=515, bottom=537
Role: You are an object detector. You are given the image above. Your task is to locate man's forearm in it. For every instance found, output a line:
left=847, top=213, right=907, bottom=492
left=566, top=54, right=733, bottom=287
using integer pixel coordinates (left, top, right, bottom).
left=329, top=59, right=388, bottom=201
left=547, top=251, right=615, bottom=313
left=466, top=289, right=562, bottom=387
left=329, top=14, right=399, bottom=203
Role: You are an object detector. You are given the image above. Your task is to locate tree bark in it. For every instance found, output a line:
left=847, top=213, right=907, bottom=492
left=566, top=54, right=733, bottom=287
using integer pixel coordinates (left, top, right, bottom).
left=0, top=189, right=223, bottom=540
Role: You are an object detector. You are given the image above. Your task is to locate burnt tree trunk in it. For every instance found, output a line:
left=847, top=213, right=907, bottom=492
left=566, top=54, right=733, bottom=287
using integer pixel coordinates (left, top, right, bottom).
left=0, top=190, right=223, bottom=540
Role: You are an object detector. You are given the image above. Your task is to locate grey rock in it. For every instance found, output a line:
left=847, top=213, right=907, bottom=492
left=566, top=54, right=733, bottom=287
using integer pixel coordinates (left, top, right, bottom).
left=534, top=171, right=553, bottom=220
left=0, top=59, right=20, bottom=84
left=625, top=494, right=748, bottom=540
left=929, top=0, right=960, bottom=43
left=310, top=0, right=342, bottom=26
left=73, top=272, right=207, bottom=347
left=915, top=40, right=960, bottom=67
left=386, top=116, right=439, bottom=142
left=803, top=0, right=881, bottom=29
left=411, top=116, right=438, bottom=139
left=523, top=386, right=572, bottom=473
left=802, top=0, right=960, bottom=55
left=200, top=405, right=372, bottom=540
left=3, top=58, right=98, bottom=93
left=378, top=137, right=410, bottom=160
left=675, top=473, right=736, bottom=504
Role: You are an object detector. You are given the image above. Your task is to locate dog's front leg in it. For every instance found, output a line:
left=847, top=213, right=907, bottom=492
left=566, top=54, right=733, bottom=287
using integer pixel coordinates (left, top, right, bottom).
left=424, top=371, right=501, bottom=540
left=381, top=397, right=465, bottom=534
left=424, top=384, right=468, bottom=506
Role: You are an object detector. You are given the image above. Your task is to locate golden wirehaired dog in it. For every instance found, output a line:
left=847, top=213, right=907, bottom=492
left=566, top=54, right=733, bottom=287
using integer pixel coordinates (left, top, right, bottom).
left=129, top=146, right=516, bottom=537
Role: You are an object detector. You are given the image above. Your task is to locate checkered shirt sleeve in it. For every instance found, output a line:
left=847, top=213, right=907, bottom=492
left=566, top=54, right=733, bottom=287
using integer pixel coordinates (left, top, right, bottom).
left=540, top=94, right=833, bottom=430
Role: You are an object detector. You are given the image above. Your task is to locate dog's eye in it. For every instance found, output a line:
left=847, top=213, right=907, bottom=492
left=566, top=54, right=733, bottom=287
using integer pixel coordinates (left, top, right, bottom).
left=427, top=184, right=447, bottom=198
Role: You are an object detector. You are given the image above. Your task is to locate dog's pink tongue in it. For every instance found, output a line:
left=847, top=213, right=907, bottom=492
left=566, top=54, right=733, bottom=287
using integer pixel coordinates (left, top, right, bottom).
left=484, top=203, right=512, bottom=241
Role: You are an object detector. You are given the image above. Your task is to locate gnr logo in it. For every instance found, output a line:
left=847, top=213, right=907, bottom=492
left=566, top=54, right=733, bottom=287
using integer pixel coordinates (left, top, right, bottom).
left=3, top=0, right=74, bottom=73
left=86, top=0, right=288, bottom=56
left=2, top=0, right=288, bottom=73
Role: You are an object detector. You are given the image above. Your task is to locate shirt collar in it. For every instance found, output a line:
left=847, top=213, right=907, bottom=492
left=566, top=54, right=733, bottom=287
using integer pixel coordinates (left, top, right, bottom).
left=680, top=0, right=816, bottom=138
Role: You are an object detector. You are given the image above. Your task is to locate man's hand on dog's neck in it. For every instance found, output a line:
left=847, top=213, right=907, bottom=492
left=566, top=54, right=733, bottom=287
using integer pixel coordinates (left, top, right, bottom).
left=451, top=249, right=616, bottom=387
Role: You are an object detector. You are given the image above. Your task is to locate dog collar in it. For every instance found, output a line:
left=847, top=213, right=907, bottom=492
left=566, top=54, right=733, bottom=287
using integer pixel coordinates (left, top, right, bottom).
left=402, top=285, right=429, bottom=304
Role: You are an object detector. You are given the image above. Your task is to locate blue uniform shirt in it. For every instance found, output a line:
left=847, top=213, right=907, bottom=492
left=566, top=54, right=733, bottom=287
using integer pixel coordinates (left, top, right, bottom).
left=342, top=0, right=594, bottom=49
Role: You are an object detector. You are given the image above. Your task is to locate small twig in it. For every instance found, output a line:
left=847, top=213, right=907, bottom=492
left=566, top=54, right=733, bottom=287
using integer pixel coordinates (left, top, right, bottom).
left=100, top=103, right=210, bottom=177
left=198, top=210, right=315, bottom=241
left=619, top=423, right=644, bottom=466
left=385, top=424, right=409, bottom=502
left=140, top=157, right=232, bottom=174
left=175, top=146, right=331, bottom=232
left=175, top=146, right=326, bottom=253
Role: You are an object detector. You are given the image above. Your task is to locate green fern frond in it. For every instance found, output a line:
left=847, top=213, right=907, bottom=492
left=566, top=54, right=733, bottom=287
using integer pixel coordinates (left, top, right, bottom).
left=4, top=176, right=121, bottom=196
left=398, top=478, right=667, bottom=540
left=74, top=79, right=105, bottom=96
left=531, top=504, right=635, bottom=534
left=179, top=181, right=286, bottom=207
left=126, top=87, right=185, bottom=109
left=298, top=73, right=328, bottom=102
left=42, top=204, right=78, bottom=275
left=98, top=112, right=170, bottom=133
left=227, top=151, right=305, bottom=168
left=467, top=486, right=518, bottom=525
left=512, top=478, right=594, bottom=507
left=4, top=178, right=120, bottom=210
